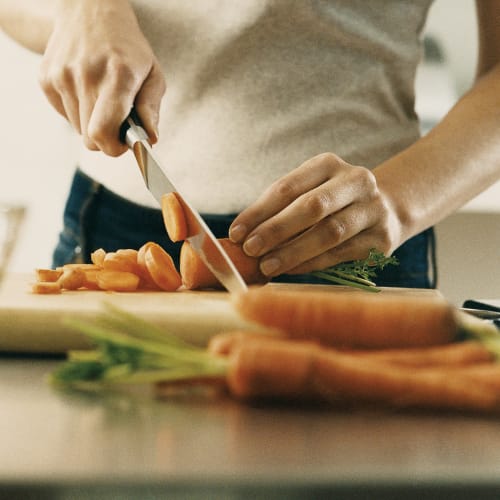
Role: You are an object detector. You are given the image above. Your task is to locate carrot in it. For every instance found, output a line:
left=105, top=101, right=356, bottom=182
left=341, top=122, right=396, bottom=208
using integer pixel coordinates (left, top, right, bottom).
left=35, top=268, right=62, bottom=282
left=90, top=248, right=106, bottom=267
left=142, top=242, right=182, bottom=291
left=209, top=332, right=493, bottom=369
left=349, top=341, right=494, bottom=368
left=57, top=263, right=101, bottom=271
left=81, top=269, right=101, bottom=290
left=31, top=281, right=62, bottom=294
left=180, top=238, right=267, bottom=289
left=161, top=192, right=189, bottom=242
left=220, top=335, right=500, bottom=412
left=58, top=267, right=86, bottom=290
left=96, top=270, right=140, bottom=292
left=102, top=249, right=142, bottom=276
left=233, top=287, right=458, bottom=349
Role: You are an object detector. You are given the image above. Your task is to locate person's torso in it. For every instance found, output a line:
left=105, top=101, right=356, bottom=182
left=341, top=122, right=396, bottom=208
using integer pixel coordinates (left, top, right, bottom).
left=78, top=0, right=433, bottom=211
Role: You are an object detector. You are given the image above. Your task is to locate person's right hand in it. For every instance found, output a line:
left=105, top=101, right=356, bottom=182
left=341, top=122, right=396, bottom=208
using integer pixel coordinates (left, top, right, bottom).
left=39, top=0, right=166, bottom=156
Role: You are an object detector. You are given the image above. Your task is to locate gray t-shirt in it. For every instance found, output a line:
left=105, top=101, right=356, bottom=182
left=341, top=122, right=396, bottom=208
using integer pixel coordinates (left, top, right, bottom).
left=78, top=0, right=434, bottom=212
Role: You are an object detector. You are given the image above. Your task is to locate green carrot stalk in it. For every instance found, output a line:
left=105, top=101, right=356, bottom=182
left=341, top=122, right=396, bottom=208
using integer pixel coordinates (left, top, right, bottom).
left=310, top=248, right=398, bottom=292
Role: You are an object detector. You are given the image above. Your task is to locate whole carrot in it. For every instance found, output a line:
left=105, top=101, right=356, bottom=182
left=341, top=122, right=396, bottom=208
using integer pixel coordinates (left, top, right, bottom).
left=180, top=238, right=267, bottom=290
left=233, top=287, right=458, bottom=349
left=217, top=335, right=500, bottom=412
left=349, top=341, right=494, bottom=368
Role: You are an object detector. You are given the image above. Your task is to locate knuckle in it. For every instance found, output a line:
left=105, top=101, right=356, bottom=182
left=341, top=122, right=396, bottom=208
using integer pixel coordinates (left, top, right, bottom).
left=324, top=217, right=347, bottom=244
left=303, top=191, right=331, bottom=219
left=315, top=152, right=343, bottom=173
left=353, top=166, right=377, bottom=194
left=272, top=178, right=299, bottom=202
left=106, top=55, right=137, bottom=87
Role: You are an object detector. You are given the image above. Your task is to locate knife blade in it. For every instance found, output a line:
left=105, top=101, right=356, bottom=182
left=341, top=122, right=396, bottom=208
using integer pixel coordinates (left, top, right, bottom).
left=120, top=113, right=248, bottom=294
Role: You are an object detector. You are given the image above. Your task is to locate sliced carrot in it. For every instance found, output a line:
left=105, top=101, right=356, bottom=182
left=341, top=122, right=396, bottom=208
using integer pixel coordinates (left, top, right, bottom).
left=81, top=269, right=101, bottom=290
left=180, top=238, right=267, bottom=290
left=137, top=242, right=163, bottom=289
left=90, top=248, right=106, bottom=267
left=233, top=287, right=457, bottom=349
left=143, top=242, right=182, bottom=291
left=58, top=267, right=86, bottom=290
left=102, top=249, right=141, bottom=276
left=35, top=268, right=63, bottom=282
left=57, top=263, right=101, bottom=271
left=220, top=335, right=500, bottom=412
left=31, top=281, right=62, bottom=294
left=96, top=270, right=140, bottom=292
left=161, top=192, right=188, bottom=242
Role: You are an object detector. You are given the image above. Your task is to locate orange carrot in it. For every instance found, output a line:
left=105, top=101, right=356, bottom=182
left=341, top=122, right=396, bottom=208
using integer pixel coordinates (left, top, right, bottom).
left=143, top=242, right=182, bottom=291
left=161, top=192, right=188, bottom=242
left=349, top=341, right=493, bottom=368
left=96, top=270, right=140, bottom=292
left=90, top=248, right=106, bottom=267
left=35, top=268, right=62, bottom=282
left=219, top=335, right=500, bottom=412
left=209, top=332, right=493, bottom=368
left=31, top=281, right=62, bottom=294
left=102, top=249, right=142, bottom=276
left=233, top=287, right=458, bottom=349
left=58, top=267, right=86, bottom=290
left=81, top=269, right=101, bottom=290
left=180, top=238, right=267, bottom=290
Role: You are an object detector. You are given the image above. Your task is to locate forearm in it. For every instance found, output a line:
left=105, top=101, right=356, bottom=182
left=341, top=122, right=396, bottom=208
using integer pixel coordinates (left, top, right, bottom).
left=0, top=0, right=59, bottom=53
left=375, top=63, right=500, bottom=245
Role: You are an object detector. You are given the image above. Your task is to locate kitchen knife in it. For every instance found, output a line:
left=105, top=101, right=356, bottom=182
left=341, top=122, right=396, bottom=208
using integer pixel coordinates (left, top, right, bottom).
left=120, top=112, right=248, bottom=294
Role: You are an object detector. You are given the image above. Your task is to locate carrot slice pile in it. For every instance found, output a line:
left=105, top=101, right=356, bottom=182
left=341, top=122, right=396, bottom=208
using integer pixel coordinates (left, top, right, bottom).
left=31, top=242, right=182, bottom=294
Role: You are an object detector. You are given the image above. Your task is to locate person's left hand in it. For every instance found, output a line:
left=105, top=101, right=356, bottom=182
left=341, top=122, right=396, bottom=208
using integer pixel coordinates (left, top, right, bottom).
left=229, top=152, right=402, bottom=277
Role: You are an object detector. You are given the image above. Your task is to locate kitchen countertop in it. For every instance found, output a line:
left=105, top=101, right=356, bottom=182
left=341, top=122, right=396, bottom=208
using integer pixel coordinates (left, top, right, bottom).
left=3, top=355, right=500, bottom=499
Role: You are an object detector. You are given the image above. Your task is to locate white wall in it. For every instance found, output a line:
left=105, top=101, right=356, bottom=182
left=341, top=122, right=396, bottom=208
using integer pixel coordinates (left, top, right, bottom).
left=0, top=30, right=76, bottom=271
left=0, top=1, right=498, bottom=305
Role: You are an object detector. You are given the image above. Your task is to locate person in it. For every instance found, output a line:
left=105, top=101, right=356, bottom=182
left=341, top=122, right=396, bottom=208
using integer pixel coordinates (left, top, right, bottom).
left=1, top=0, right=499, bottom=289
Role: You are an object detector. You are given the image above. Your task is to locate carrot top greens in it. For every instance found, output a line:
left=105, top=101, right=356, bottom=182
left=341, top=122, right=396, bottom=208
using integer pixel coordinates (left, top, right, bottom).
left=311, top=248, right=398, bottom=292
left=49, top=303, right=228, bottom=388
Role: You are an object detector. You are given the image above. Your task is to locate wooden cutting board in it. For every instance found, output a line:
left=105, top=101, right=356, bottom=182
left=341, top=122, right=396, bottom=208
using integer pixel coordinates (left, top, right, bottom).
left=0, top=273, right=444, bottom=353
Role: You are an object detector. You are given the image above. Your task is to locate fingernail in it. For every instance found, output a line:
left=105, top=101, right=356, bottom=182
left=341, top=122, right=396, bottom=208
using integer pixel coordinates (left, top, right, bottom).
left=243, top=234, right=264, bottom=256
left=229, top=224, right=247, bottom=242
left=151, top=128, right=159, bottom=144
left=260, top=257, right=281, bottom=276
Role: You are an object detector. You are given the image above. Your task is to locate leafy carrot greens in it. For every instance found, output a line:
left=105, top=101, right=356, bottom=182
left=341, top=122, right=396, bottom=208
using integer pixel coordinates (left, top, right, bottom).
left=311, top=248, right=398, bottom=292
left=49, top=303, right=228, bottom=388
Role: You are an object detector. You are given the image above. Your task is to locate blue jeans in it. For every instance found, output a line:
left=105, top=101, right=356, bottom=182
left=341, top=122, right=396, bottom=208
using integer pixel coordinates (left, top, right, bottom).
left=53, top=169, right=436, bottom=288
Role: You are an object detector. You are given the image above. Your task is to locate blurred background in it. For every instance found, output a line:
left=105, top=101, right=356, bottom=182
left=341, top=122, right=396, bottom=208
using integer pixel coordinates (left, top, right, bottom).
left=0, top=0, right=498, bottom=305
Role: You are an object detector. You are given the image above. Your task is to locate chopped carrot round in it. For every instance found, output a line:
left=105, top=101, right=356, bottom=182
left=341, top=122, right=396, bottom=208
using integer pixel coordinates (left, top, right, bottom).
left=143, top=242, right=182, bottom=291
left=35, top=268, right=62, bottom=282
left=31, top=281, right=62, bottom=294
left=96, top=270, right=140, bottom=292
left=58, top=267, right=86, bottom=290
left=90, top=248, right=106, bottom=267
left=161, top=192, right=188, bottom=242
